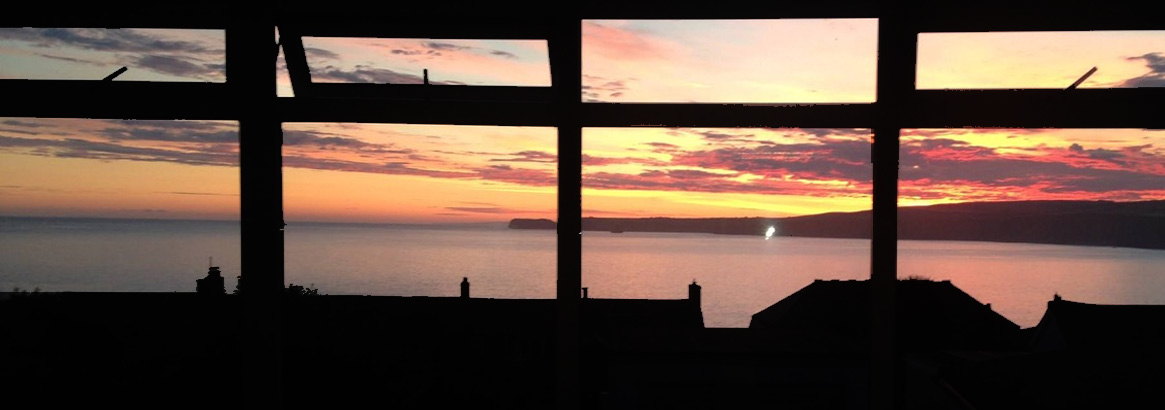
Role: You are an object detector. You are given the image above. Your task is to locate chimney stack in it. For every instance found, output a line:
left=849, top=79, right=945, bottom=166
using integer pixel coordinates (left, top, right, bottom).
left=460, top=277, right=470, bottom=298
left=688, top=280, right=701, bottom=307
left=196, top=265, right=225, bottom=295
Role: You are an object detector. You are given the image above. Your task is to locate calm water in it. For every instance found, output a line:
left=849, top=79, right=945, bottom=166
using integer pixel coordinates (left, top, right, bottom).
left=0, top=217, right=242, bottom=292
left=4, top=216, right=1165, bottom=328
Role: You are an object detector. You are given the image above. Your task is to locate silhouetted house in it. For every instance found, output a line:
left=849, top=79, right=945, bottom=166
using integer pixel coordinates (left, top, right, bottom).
left=580, top=281, right=871, bottom=410
left=918, top=295, right=1165, bottom=410
left=1, top=292, right=243, bottom=406
left=750, top=279, right=1021, bottom=351
left=580, top=280, right=704, bottom=333
left=277, top=282, right=704, bottom=408
left=195, top=266, right=225, bottom=295
left=1029, top=295, right=1165, bottom=352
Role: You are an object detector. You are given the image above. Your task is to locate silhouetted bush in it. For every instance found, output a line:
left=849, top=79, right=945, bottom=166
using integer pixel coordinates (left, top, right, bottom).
left=232, top=277, right=322, bottom=296
left=285, top=283, right=320, bottom=296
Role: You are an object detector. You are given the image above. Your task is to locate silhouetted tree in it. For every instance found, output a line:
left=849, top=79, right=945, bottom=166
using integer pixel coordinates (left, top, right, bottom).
left=285, top=283, right=320, bottom=296
left=230, top=277, right=321, bottom=296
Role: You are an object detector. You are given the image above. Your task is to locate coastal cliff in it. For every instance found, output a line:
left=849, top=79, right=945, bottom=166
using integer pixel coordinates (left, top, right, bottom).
left=508, top=218, right=558, bottom=230
left=508, top=200, right=1165, bottom=250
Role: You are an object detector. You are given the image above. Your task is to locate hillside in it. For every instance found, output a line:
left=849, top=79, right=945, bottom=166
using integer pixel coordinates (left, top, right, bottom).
left=509, top=200, right=1165, bottom=250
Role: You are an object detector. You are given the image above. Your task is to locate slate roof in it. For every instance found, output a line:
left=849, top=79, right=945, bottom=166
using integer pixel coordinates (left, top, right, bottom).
left=750, top=279, right=1022, bottom=351
left=1030, top=295, right=1165, bottom=351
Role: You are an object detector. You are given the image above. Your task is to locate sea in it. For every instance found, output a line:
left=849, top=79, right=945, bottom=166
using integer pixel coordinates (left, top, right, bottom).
left=3, top=216, right=1164, bottom=328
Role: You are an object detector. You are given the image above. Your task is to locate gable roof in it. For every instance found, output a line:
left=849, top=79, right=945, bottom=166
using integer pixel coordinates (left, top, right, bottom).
left=750, top=279, right=1021, bottom=351
left=1031, top=296, right=1165, bottom=351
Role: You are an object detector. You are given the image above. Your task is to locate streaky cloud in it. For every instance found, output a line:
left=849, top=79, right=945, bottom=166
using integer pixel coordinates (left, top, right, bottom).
left=162, top=191, right=239, bottom=196
left=304, top=47, right=340, bottom=60
left=490, top=50, right=518, bottom=59
left=0, top=28, right=220, bottom=54
left=444, top=206, right=514, bottom=214
left=583, top=170, right=868, bottom=197
left=0, top=135, right=237, bottom=166
left=1119, top=52, right=1165, bottom=88
left=582, top=153, right=667, bottom=167
left=282, top=130, right=414, bottom=154
left=99, top=120, right=238, bottom=143
left=1, top=120, right=50, bottom=128
left=281, top=155, right=556, bottom=187
left=36, top=53, right=109, bottom=66
left=489, top=150, right=557, bottom=163
left=311, top=64, right=455, bottom=85
left=424, top=42, right=472, bottom=52
left=900, top=137, right=1165, bottom=199
left=134, top=55, right=219, bottom=78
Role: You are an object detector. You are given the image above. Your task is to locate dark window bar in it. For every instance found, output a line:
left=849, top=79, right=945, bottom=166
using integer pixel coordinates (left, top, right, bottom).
left=5, top=82, right=1161, bottom=128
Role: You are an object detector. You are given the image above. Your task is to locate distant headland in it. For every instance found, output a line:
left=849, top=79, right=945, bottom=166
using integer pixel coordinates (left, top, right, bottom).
left=508, top=218, right=558, bottom=230
left=509, top=200, right=1165, bottom=250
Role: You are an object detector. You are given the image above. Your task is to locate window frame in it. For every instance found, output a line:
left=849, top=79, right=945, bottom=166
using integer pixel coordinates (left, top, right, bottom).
left=4, top=4, right=1163, bottom=409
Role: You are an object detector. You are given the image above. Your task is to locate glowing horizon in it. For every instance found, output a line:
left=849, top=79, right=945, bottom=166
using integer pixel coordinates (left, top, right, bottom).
left=0, top=118, right=240, bottom=220
left=4, top=117, right=1163, bottom=223
left=2, top=24, right=1164, bottom=224
left=281, top=122, right=557, bottom=224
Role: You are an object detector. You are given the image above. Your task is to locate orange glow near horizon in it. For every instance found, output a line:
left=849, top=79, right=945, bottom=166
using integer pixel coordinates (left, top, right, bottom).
left=281, top=123, right=556, bottom=224
left=582, top=127, right=874, bottom=218
left=5, top=119, right=1165, bottom=223
left=0, top=118, right=239, bottom=220
left=3, top=27, right=1165, bottom=223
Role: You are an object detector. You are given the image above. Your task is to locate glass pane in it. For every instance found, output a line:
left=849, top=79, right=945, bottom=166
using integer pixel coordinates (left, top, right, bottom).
left=282, top=123, right=557, bottom=297
left=581, top=127, right=873, bottom=328
left=918, top=31, right=1165, bottom=89
left=0, top=28, right=225, bottom=82
left=0, top=118, right=240, bottom=292
left=300, top=37, right=551, bottom=86
left=276, top=27, right=294, bottom=97
left=582, top=19, right=878, bottom=103
left=898, top=128, right=1165, bottom=329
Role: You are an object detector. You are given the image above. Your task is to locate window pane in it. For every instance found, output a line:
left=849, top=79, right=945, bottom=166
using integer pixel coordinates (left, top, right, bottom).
left=276, top=28, right=294, bottom=97
left=898, top=128, right=1165, bottom=328
left=581, top=127, right=873, bottom=328
left=917, top=31, right=1165, bottom=89
left=300, top=37, right=551, bottom=86
left=0, top=118, right=240, bottom=292
left=282, top=123, right=557, bottom=297
left=0, top=28, right=225, bottom=82
left=582, top=19, right=878, bottom=103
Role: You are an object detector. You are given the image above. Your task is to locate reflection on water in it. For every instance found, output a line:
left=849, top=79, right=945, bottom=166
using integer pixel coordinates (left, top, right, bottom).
left=4, top=217, right=1164, bottom=329
left=898, top=240, right=1165, bottom=328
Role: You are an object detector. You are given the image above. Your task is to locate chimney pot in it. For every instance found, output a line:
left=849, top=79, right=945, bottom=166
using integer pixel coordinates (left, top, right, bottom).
left=688, top=280, right=702, bottom=306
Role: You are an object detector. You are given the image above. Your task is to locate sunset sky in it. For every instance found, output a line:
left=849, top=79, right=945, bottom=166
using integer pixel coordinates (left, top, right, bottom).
left=2, top=23, right=1164, bottom=223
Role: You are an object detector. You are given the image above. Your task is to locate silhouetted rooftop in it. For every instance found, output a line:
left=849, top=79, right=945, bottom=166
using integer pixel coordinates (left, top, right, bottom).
left=750, top=279, right=1022, bottom=351
left=1030, top=296, right=1165, bottom=351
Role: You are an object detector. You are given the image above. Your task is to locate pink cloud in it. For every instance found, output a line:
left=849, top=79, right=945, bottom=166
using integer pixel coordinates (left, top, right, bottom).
left=582, top=21, right=675, bottom=62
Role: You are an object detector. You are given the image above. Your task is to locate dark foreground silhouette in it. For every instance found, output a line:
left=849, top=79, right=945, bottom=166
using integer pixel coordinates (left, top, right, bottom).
left=3, top=274, right=1163, bottom=409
